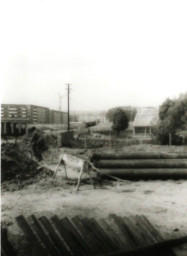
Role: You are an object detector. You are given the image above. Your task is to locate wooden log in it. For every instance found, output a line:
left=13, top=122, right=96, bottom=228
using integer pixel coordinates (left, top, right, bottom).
left=122, top=217, right=147, bottom=247
left=126, top=216, right=169, bottom=256
left=106, top=217, right=129, bottom=250
left=112, top=215, right=153, bottom=256
left=29, top=215, right=60, bottom=256
left=81, top=217, right=108, bottom=253
left=137, top=214, right=176, bottom=256
left=98, top=219, right=125, bottom=250
left=16, top=215, right=47, bottom=256
left=109, top=214, right=136, bottom=250
left=134, top=216, right=175, bottom=256
left=39, top=216, right=71, bottom=256
left=86, top=218, right=117, bottom=252
left=128, top=216, right=157, bottom=245
left=96, top=159, right=187, bottom=168
left=71, top=216, right=101, bottom=254
left=61, top=217, right=92, bottom=255
left=51, top=215, right=86, bottom=256
left=91, top=152, right=187, bottom=160
left=136, top=215, right=163, bottom=242
left=1, top=228, right=17, bottom=256
left=99, top=168, right=187, bottom=179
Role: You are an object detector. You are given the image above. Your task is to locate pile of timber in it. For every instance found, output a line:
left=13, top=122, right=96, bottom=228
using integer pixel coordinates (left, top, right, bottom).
left=91, top=152, right=187, bottom=179
left=2, top=214, right=187, bottom=256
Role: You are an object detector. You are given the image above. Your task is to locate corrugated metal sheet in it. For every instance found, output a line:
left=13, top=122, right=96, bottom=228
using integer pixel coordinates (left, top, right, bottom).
left=133, top=107, right=159, bottom=127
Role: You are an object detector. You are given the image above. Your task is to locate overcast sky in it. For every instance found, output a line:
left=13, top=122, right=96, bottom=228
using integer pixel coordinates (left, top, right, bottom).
left=1, top=0, right=187, bottom=112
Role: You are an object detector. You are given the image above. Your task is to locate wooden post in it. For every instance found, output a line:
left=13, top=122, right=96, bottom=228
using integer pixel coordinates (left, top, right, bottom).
left=84, top=131, right=87, bottom=150
left=169, top=133, right=172, bottom=146
left=109, top=133, right=112, bottom=149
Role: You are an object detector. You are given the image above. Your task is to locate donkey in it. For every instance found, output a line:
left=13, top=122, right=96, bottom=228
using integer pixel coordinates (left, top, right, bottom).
left=52, top=153, right=99, bottom=191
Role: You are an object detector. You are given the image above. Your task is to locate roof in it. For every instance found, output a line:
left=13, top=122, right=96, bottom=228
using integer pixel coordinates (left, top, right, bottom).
left=133, top=107, right=159, bottom=127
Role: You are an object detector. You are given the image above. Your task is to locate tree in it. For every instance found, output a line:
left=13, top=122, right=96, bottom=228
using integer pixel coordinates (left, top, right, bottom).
left=106, top=106, right=137, bottom=122
left=156, top=93, right=187, bottom=145
left=111, top=108, right=129, bottom=134
left=106, top=107, right=118, bottom=122
left=159, top=98, right=175, bottom=120
left=123, top=106, right=137, bottom=121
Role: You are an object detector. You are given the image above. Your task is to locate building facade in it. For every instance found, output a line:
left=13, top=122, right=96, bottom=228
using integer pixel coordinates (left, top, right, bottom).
left=1, top=104, right=30, bottom=136
left=1, top=104, right=68, bottom=136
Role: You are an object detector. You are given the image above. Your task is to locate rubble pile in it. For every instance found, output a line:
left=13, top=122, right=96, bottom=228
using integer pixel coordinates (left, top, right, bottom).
left=1, top=143, right=52, bottom=183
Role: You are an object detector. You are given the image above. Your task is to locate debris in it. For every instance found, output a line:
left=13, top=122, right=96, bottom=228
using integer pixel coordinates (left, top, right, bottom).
left=1, top=143, right=53, bottom=190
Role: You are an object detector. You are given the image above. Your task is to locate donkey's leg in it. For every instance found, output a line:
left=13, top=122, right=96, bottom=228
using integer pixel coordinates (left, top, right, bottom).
left=63, top=163, right=68, bottom=180
left=52, top=155, right=63, bottom=180
left=76, top=163, right=84, bottom=191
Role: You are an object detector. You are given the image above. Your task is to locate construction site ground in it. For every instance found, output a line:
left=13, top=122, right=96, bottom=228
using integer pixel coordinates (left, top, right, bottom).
left=1, top=143, right=187, bottom=255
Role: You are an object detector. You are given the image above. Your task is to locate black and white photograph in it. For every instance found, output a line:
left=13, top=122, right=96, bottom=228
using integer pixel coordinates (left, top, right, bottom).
left=1, top=0, right=187, bottom=255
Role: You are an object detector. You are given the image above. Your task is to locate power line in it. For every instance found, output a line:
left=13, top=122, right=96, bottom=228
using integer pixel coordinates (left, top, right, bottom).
left=70, top=97, right=97, bottom=112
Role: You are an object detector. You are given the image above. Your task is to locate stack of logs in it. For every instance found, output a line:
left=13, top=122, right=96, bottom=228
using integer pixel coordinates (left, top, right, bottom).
left=92, top=152, right=187, bottom=179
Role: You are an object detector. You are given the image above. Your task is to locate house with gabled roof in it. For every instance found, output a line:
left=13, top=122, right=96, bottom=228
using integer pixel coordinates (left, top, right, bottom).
left=133, top=107, right=159, bottom=135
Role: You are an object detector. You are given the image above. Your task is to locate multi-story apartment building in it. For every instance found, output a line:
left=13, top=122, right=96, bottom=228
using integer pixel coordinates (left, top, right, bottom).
left=1, top=104, right=68, bottom=136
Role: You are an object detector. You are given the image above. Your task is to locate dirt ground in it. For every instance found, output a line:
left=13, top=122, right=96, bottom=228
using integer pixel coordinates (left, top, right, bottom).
left=1, top=144, right=187, bottom=255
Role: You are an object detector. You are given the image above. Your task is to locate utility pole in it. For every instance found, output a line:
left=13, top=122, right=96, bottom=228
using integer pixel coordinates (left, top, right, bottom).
left=66, top=83, right=71, bottom=131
